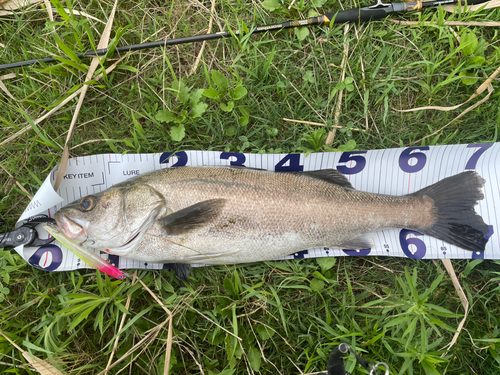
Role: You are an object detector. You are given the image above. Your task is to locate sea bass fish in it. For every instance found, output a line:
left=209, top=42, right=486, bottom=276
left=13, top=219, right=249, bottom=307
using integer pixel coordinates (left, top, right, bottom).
left=55, top=167, right=489, bottom=265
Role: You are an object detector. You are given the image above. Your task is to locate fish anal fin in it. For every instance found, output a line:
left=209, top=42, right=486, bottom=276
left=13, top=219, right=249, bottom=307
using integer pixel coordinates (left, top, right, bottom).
left=173, top=263, right=191, bottom=284
left=302, top=170, right=354, bottom=190
left=159, top=199, right=226, bottom=236
left=338, top=236, right=373, bottom=250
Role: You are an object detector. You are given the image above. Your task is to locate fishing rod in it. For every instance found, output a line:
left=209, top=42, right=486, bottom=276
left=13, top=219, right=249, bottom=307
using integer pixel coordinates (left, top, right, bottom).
left=0, top=0, right=489, bottom=71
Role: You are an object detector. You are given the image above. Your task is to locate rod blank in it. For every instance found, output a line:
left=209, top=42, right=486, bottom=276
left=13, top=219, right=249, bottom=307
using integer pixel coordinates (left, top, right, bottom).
left=0, top=0, right=489, bottom=71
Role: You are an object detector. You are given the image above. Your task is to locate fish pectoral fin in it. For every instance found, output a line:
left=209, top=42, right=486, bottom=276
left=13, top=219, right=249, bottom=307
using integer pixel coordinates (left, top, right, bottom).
left=338, top=236, right=373, bottom=250
left=302, top=170, right=355, bottom=190
left=159, top=199, right=226, bottom=236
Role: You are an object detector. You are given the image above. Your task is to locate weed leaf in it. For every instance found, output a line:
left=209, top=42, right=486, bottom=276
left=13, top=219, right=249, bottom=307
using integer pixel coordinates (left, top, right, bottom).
left=156, top=109, right=177, bottom=123
left=170, top=125, right=186, bottom=142
left=190, top=88, right=205, bottom=106
left=212, top=70, right=228, bottom=92
left=221, top=101, right=235, bottom=112
left=317, top=257, right=336, bottom=274
left=239, top=116, right=249, bottom=127
left=310, top=278, right=325, bottom=292
left=226, top=126, right=237, bottom=136
left=295, top=27, right=309, bottom=41
left=203, top=88, right=220, bottom=101
left=256, top=325, right=274, bottom=340
left=230, top=86, right=247, bottom=101
left=191, top=102, right=208, bottom=118
left=262, top=0, right=282, bottom=11
left=459, top=70, right=477, bottom=85
left=248, top=346, right=261, bottom=371
left=460, top=30, right=478, bottom=56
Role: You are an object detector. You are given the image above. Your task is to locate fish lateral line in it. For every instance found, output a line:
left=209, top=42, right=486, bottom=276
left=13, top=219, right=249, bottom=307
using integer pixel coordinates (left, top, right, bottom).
left=159, top=236, right=238, bottom=267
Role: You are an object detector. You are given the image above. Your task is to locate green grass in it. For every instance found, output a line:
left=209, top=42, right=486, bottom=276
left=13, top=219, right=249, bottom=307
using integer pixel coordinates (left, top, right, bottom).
left=1, top=0, right=500, bottom=373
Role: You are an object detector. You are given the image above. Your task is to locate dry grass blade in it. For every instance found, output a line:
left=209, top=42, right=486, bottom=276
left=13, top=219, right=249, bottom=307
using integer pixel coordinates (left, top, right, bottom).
left=440, top=259, right=469, bottom=354
left=0, top=54, right=127, bottom=148
left=326, top=23, right=350, bottom=145
left=42, top=0, right=53, bottom=21
left=389, top=19, right=500, bottom=26
left=0, top=73, right=15, bottom=102
left=56, top=8, right=106, bottom=23
left=70, top=137, right=112, bottom=149
left=96, top=319, right=169, bottom=375
left=182, top=300, right=243, bottom=342
left=0, top=0, right=41, bottom=15
left=283, top=118, right=326, bottom=126
left=283, top=117, right=362, bottom=131
left=0, top=73, right=16, bottom=80
left=0, top=164, right=32, bottom=197
left=104, top=271, right=138, bottom=373
left=354, top=26, right=370, bottom=131
left=272, top=64, right=325, bottom=122
left=253, top=43, right=325, bottom=122
left=189, top=0, right=217, bottom=76
left=53, top=0, right=119, bottom=190
left=411, top=82, right=493, bottom=145
left=0, top=332, right=65, bottom=374
left=164, top=310, right=173, bottom=375
left=0, top=79, right=15, bottom=100
left=397, top=101, right=465, bottom=112
left=137, top=279, right=174, bottom=375
left=398, top=63, right=500, bottom=113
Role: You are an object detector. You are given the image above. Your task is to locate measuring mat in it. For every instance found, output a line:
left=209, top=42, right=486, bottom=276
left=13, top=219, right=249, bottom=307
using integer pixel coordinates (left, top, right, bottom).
left=14, top=143, right=500, bottom=272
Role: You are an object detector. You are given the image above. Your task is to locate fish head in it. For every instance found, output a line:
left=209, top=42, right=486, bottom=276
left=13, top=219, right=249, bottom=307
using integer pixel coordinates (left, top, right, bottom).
left=55, top=184, right=165, bottom=252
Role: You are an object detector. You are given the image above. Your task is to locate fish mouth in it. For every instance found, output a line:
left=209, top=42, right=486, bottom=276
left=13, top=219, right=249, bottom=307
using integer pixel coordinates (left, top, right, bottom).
left=55, top=212, right=87, bottom=239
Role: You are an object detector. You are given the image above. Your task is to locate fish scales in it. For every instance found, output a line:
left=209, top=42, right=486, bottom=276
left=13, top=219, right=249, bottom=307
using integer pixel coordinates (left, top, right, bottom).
left=55, top=167, right=489, bottom=265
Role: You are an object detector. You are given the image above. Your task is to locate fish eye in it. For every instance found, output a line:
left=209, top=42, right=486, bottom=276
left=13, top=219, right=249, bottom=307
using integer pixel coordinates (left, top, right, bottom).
left=79, top=196, right=96, bottom=212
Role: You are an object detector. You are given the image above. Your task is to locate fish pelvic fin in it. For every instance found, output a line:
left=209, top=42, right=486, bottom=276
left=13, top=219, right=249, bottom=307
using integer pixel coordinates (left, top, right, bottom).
left=338, top=235, right=373, bottom=250
left=159, top=199, right=226, bottom=236
left=410, top=171, right=489, bottom=252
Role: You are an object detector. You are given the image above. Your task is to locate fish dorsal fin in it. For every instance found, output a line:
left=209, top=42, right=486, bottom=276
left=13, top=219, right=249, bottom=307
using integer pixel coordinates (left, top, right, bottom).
left=159, top=199, right=226, bottom=236
left=226, top=166, right=354, bottom=190
left=302, top=169, right=354, bottom=190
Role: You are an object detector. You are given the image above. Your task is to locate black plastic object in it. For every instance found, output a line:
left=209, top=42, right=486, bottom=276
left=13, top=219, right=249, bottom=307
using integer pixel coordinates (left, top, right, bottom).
left=0, top=217, right=56, bottom=249
left=327, top=343, right=350, bottom=375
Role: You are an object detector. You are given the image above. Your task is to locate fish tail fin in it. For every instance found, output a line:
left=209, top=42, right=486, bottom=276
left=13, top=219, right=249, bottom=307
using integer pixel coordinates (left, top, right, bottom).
left=411, top=171, right=489, bottom=252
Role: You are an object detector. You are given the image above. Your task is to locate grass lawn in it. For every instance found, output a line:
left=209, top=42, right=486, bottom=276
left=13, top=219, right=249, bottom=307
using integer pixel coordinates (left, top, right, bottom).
left=1, top=0, right=500, bottom=373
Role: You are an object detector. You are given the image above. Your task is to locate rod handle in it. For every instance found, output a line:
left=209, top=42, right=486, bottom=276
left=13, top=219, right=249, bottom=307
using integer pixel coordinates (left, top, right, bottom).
left=326, top=8, right=391, bottom=23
